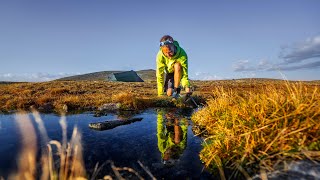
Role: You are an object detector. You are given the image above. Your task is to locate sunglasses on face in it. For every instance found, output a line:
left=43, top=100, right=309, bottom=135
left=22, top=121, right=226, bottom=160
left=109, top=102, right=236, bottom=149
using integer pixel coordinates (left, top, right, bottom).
left=160, top=40, right=173, bottom=47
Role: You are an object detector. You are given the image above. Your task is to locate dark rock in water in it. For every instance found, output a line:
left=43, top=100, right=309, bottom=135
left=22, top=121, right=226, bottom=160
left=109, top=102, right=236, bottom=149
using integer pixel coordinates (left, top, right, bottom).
left=38, top=102, right=54, bottom=112
left=252, top=160, right=320, bottom=180
left=84, top=106, right=96, bottom=111
left=98, top=103, right=121, bottom=111
left=88, top=117, right=143, bottom=131
left=93, top=111, right=108, bottom=117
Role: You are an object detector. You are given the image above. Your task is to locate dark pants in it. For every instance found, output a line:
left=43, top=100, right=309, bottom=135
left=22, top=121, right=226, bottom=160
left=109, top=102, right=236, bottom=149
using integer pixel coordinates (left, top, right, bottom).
left=164, top=73, right=174, bottom=93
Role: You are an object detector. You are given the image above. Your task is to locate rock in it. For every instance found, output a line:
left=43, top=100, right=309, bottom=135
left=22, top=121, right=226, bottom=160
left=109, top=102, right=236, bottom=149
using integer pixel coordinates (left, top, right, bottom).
left=38, top=102, right=54, bottom=112
left=98, top=103, right=121, bottom=111
left=252, top=160, right=320, bottom=180
left=84, top=106, right=96, bottom=111
left=88, top=117, right=143, bottom=131
left=93, top=111, right=108, bottom=117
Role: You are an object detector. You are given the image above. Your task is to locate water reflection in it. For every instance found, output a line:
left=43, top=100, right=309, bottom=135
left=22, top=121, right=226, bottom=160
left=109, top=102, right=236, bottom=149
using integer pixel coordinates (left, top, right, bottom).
left=116, top=110, right=138, bottom=120
left=0, top=109, right=213, bottom=179
left=157, top=109, right=188, bottom=167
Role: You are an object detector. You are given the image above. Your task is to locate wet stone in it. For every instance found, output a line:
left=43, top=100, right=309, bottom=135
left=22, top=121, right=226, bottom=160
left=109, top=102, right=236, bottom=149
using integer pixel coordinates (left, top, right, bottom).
left=98, top=103, right=121, bottom=111
left=252, top=160, right=320, bottom=180
left=88, top=117, right=143, bottom=130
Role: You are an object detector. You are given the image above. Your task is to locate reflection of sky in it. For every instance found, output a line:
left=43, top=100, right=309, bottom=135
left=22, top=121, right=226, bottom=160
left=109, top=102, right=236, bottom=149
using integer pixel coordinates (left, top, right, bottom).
left=0, top=109, right=209, bottom=179
left=0, top=1, right=319, bottom=81
left=0, top=114, right=20, bottom=178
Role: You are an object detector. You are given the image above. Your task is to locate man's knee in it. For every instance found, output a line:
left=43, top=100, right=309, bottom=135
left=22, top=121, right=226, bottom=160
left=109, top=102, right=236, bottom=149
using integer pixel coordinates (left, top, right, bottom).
left=166, top=88, right=173, bottom=96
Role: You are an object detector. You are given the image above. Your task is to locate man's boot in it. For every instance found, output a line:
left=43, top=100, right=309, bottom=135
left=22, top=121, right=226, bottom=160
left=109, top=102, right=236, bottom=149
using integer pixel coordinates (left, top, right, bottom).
left=172, top=87, right=181, bottom=99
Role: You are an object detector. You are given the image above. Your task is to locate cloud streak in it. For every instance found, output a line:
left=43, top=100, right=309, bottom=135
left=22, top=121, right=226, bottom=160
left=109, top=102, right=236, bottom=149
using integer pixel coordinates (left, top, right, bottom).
left=280, top=35, right=320, bottom=64
left=233, top=35, right=320, bottom=72
left=190, top=72, right=224, bottom=80
left=0, top=72, right=80, bottom=82
left=233, top=60, right=274, bottom=72
left=276, top=60, right=320, bottom=71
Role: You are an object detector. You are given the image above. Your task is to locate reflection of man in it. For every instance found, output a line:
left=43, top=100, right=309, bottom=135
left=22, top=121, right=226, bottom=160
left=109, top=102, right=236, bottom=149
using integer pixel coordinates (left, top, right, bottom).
left=157, top=109, right=188, bottom=166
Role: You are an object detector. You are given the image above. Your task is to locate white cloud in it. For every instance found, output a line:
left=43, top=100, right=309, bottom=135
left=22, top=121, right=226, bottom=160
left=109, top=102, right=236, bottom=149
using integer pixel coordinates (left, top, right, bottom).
left=0, top=72, right=81, bottom=82
left=233, top=59, right=274, bottom=72
left=190, top=72, right=223, bottom=80
left=3, top=73, right=13, bottom=78
left=236, top=72, right=257, bottom=79
left=232, top=60, right=250, bottom=72
left=233, top=35, right=320, bottom=72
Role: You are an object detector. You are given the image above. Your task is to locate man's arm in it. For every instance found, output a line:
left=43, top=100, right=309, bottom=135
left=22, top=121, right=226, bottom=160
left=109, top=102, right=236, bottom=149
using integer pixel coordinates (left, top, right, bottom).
left=179, top=56, right=190, bottom=89
left=156, top=52, right=165, bottom=96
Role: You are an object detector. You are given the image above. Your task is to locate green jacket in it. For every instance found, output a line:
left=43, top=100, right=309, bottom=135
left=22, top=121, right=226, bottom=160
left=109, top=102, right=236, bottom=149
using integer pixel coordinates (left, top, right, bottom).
left=157, top=110, right=188, bottom=159
left=156, top=41, right=190, bottom=96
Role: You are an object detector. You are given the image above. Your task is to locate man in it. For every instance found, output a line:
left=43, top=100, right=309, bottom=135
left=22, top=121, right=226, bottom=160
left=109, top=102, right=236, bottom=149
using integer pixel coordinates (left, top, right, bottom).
left=156, top=35, right=191, bottom=98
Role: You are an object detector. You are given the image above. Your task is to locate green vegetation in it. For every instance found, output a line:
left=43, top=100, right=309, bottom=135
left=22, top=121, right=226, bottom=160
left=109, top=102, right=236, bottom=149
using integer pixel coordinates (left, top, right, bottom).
left=191, top=81, right=320, bottom=178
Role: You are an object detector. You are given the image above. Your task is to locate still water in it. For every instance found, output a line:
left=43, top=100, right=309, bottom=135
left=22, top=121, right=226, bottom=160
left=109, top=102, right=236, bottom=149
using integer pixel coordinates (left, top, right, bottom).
left=0, top=108, right=213, bottom=179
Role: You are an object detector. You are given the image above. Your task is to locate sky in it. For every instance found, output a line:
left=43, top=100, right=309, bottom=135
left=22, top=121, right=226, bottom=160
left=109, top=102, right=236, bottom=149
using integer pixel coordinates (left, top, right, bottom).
left=0, top=0, right=319, bottom=81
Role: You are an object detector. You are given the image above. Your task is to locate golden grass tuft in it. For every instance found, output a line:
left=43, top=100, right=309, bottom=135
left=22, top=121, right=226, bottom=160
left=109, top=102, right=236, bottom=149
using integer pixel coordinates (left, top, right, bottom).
left=111, top=91, right=151, bottom=110
left=47, top=87, right=70, bottom=96
left=9, top=110, right=86, bottom=180
left=9, top=112, right=37, bottom=180
left=192, top=82, right=320, bottom=177
left=112, top=92, right=137, bottom=107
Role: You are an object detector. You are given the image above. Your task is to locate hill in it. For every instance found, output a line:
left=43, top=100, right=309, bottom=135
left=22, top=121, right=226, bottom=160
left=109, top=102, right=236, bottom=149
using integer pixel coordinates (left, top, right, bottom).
left=0, top=81, right=23, bottom=85
left=55, top=69, right=156, bottom=82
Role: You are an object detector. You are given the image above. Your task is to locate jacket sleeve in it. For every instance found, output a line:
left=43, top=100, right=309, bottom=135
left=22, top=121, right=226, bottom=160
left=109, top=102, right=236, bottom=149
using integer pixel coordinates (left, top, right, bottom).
left=157, top=110, right=166, bottom=154
left=156, top=52, right=165, bottom=96
left=179, top=54, right=190, bottom=88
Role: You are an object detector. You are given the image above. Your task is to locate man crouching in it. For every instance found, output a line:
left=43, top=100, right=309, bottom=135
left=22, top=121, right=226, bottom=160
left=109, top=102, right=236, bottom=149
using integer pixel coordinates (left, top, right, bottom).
left=156, top=35, right=191, bottom=98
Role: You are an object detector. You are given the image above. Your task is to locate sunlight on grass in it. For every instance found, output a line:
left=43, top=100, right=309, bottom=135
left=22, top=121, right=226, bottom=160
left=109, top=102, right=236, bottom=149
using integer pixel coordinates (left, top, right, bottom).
left=0, top=81, right=162, bottom=112
left=9, top=110, right=86, bottom=180
left=112, top=92, right=140, bottom=110
left=192, top=82, right=320, bottom=178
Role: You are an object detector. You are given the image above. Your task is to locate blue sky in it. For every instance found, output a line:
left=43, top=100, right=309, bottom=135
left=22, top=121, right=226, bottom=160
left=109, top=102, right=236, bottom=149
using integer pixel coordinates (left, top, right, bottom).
left=0, top=0, right=319, bottom=81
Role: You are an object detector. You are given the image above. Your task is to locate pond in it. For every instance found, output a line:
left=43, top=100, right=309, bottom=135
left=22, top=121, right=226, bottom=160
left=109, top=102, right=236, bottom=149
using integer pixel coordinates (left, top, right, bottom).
left=0, top=108, right=214, bottom=179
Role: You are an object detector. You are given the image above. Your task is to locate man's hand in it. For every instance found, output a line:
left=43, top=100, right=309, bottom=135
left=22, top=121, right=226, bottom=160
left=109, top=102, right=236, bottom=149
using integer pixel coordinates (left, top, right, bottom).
left=184, top=87, right=193, bottom=100
left=185, top=87, right=192, bottom=95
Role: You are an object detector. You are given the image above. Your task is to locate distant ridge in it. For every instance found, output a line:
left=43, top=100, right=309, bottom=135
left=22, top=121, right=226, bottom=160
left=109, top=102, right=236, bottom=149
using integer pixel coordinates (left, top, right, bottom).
left=0, top=81, right=24, bottom=84
left=55, top=69, right=156, bottom=82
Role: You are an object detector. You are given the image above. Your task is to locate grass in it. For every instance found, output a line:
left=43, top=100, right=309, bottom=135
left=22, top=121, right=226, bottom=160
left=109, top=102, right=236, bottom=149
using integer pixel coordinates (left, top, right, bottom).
left=1, top=79, right=320, bottom=179
left=8, top=110, right=86, bottom=180
left=0, top=81, right=154, bottom=112
left=2, top=79, right=316, bottom=113
left=191, top=81, right=320, bottom=178
left=0, top=80, right=207, bottom=112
